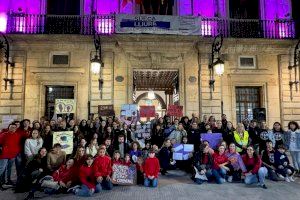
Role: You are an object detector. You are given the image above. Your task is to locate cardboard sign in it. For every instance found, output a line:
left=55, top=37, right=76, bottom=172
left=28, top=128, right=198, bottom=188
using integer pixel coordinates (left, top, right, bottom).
left=172, top=143, right=194, bottom=160
left=55, top=99, right=76, bottom=114
left=120, top=104, right=138, bottom=117
left=112, top=164, right=137, bottom=185
left=167, top=105, right=183, bottom=117
left=53, top=131, right=74, bottom=154
left=201, top=133, right=223, bottom=149
left=135, top=122, right=151, bottom=139
left=139, top=106, right=155, bottom=117
left=98, top=105, right=115, bottom=116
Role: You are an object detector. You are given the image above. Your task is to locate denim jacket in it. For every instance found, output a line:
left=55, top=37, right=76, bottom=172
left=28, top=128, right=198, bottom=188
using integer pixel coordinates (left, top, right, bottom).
left=284, top=130, right=300, bottom=151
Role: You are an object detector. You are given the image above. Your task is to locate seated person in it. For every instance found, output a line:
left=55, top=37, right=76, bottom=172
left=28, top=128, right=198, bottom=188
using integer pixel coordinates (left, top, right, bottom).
left=274, top=145, right=295, bottom=182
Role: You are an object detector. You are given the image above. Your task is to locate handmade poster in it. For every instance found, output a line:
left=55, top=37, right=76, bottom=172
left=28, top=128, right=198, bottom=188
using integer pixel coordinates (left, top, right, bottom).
left=172, top=143, right=194, bottom=160
left=139, top=106, right=155, bottom=117
left=183, top=144, right=194, bottom=152
left=201, top=133, right=223, bottom=149
left=112, top=164, right=137, bottom=185
left=135, top=122, right=151, bottom=139
left=55, top=99, right=76, bottom=114
left=120, top=104, right=138, bottom=117
left=98, top=105, right=115, bottom=116
left=167, top=105, right=183, bottom=117
left=1, top=115, right=18, bottom=129
left=173, top=153, right=183, bottom=160
left=53, top=131, right=73, bottom=154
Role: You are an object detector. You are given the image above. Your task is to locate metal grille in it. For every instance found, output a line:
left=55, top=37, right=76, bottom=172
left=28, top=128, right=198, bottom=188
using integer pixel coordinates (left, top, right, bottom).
left=45, top=86, right=74, bottom=120
left=52, top=55, right=69, bottom=65
left=236, top=87, right=261, bottom=122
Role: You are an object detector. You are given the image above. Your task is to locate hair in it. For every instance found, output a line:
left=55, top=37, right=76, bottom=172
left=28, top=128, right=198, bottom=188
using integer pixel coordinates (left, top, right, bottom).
left=37, top=147, right=47, bottom=158
left=277, top=144, right=286, bottom=150
left=288, top=121, right=299, bottom=131
left=74, top=146, right=85, bottom=160
left=118, top=134, right=125, bottom=138
left=199, top=143, right=208, bottom=152
left=85, top=154, right=94, bottom=160
left=272, top=122, right=284, bottom=132
left=130, top=141, right=141, bottom=150
left=53, top=143, right=62, bottom=148
left=163, top=138, right=170, bottom=147
left=31, top=129, right=41, bottom=139
left=19, top=119, right=30, bottom=129
left=246, top=146, right=258, bottom=159
left=181, top=136, right=188, bottom=143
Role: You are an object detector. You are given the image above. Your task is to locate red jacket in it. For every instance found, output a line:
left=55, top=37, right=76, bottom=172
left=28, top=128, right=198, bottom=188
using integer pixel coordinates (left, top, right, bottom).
left=79, top=165, right=95, bottom=189
left=212, top=153, right=228, bottom=170
left=52, top=165, right=75, bottom=184
left=123, top=160, right=132, bottom=167
left=112, top=159, right=123, bottom=166
left=242, top=155, right=262, bottom=174
left=144, top=157, right=160, bottom=178
left=93, top=155, right=112, bottom=178
left=0, top=131, right=23, bottom=159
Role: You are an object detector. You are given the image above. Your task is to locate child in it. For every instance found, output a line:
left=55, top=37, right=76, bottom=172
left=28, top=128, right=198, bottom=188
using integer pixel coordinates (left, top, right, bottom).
left=136, top=157, right=144, bottom=185
left=159, top=139, right=172, bottom=175
left=274, top=145, right=295, bottom=182
left=142, top=142, right=151, bottom=159
left=129, top=141, right=142, bottom=163
left=86, top=138, right=98, bottom=157
left=144, top=149, right=160, bottom=187
left=112, top=151, right=123, bottom=165
left=123, top=153, right=132, bottom=166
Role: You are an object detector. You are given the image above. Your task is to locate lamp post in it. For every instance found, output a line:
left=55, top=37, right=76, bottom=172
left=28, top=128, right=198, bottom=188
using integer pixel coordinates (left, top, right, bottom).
left=288, top=38, right=300, bottom=100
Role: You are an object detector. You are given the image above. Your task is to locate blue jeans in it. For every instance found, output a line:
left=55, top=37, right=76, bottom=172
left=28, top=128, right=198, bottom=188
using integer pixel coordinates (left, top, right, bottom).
left=15, top=154, right=23, bottom=177
left=96, top=179, right=113, bottom=191
left=290, top=151, right=300, bottom=170
left=245, top=167, right=268, bottom=186
left=212, top=168, right=227, bottom=184
left=0, top=158, right=15, bottom=182
left=75, top=184, right=94, bottom=197
left=144, top=178, right=158, bottom=187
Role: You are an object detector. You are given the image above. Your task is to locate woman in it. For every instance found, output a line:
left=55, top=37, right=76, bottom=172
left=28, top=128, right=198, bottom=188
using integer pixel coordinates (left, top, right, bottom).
left=86, top=138, right=99, bottom=157
left=41, top=125, right=53, bottom=152
left=120, top=123, right=133, bottom=144
left=24, top=130, right=43, bottom=160
left=129, top=141, right=142, bottom=163
left=223, top=121, right=235, bottom=146
left=212, top=145, right=229, bottom=184
left=271, top=122, right=285, bottom=149
left=226, top=143, right=246, bottom=182
left=73, top=147, right=86, bottom=175
left=242, top=146, right=268, bottom=189
left=192, top=143, right=213, bottom=184
left=233, top=123, right=249, bottom=155
left=285, top=121, right=300, bottom=175
left=151, top=124, right=164, bottom=148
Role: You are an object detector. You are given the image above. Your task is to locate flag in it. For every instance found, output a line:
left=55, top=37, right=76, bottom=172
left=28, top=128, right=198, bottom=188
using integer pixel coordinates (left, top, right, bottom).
left=122, top=0, right=132, bottom=8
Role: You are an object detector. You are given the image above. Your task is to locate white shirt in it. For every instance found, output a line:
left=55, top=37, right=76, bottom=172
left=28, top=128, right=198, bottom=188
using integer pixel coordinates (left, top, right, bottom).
left=24, top=138, right=43, bottom=157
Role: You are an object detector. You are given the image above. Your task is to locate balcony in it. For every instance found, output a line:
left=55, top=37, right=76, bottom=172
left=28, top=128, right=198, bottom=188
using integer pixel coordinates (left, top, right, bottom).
left=5, top=13, right=296, bottom=39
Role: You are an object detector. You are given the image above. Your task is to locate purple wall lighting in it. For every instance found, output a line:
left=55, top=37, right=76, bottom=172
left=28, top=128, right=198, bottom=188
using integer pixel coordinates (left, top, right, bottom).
left=0, top=13, right=7, bottom=32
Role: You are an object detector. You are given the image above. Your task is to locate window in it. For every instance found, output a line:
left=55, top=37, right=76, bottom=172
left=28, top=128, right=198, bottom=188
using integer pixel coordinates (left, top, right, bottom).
left=238, top=56, right=256, bottom=69
left=236, top=87, right=261, bottom=122
left=45, top=86, right=74, bottom=120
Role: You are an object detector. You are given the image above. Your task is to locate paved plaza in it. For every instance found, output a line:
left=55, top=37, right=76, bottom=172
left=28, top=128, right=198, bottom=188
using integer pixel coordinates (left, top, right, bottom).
left=0, top=170, right=299, bottom=200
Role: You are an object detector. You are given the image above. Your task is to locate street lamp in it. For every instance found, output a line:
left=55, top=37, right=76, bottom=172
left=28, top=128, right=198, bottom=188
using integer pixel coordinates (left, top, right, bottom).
left=147, top=90, right=155, bottom=100
left=288, top=38, right=300, bottom=100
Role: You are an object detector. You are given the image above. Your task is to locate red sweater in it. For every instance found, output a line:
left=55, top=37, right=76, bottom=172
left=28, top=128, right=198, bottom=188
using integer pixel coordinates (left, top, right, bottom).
left=123, top=160, right=132, bottom=166
left=112, top=159, right=123, bottom=166
left=79, top=165, right=95, bottom=189
left=242, top=155, right=262, bottom=174
left=0, top=131, right=23, bottom=159
left=52, top=165, right=75, bottom=184
left=144, top=157, right=160, bottom=178
left=212, top=153, right=228, bottom=170
left=93, top=155, right=112, bottom=178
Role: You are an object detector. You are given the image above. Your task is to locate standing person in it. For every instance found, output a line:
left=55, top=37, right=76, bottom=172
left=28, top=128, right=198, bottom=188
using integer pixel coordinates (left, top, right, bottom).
left=144, top=149, right=160, bottom=188
left=258, top=121, right=273, bottom=154
left=274, top=145, right=295, bottom=182
left=86, top=138, right=99, bottom=157
left=120, top=124, right=133, bottom=144
left=226, top=143, right=247, bottom=182
left=114, top=134, right=130, bottom=159
left=261, top=140, right=280, bottom=181
left=47, top=143, right=66, bottom=173
left=223, top=121, right=235, bottom=146
left=24, top=130, right=43, bottom=160
left=285, top=121, right=300, bottom=175
left=248, top=120, right=260, bottom=152
left=243, top=146, right=268, bottom=189
left=212, top=145, right=229, bottom=184
left=188, top=122, right=201, bottom=151
left=41, top=125, right=53, bottom=152
left=199, top=115, right=208, bottom=133
left=181, top=116, right=190, bottom=132
left=136, top=157, right=144, bottom=185
left=270, top=122, right=285, bottom=149
left=104, top=138, right=114, bottom=158
left=168, top=123, right=187, bottom=144
left=221, top=114, right=228, bottom=130
left=151, top=124, right=164, bottom=148
left=233, top=123, right=250, bottom=155
left=212, top=120, right=224, bottom=134
left=159, top=139, right=172, bottom=175
left=93, top=148, right=113, bottom=191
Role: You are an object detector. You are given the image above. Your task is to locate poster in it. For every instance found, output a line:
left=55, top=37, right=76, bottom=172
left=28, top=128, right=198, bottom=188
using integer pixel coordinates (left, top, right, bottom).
left=167, top=105, right=183, bottom=117
left=139, top=106, right=155, bottom=117
left=120, top=104, right=138, bottom=117
left=172, top=143, right=194, bottom=160
left=135, top=122, right=151, bottom=139
left=112, top=164, right=137, bottom=185
left=55, top=99, right=76, bottom=114
left=1, top=115, right=18, bottom=129
left=98, top=105, right=115, bottom=116
left=53, top=131, right=73, bottom=154
left=201, top=133, right=223, bottom=149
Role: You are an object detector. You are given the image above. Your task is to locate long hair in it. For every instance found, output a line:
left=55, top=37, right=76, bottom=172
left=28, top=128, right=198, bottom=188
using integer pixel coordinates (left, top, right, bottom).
left=288, top=121, right=299, bottom=131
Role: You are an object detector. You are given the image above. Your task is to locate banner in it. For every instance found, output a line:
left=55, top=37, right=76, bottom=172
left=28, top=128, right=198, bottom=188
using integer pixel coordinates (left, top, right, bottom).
left=55, top=99, right=76, bottom=114
left=1, top=115, right=18, bottom=129
left=172, top=143, right=194, bottom=160
left=53, top=131, right=73, bottom=154
left=167, top=105, right=183, bottom=117
left=116, top=14, right=201, bottom=35
left=112, top=164, right=137, bottom=185
left=201, top=133, right=223, bottom=149
left=120, top=104, right=138, bottom=117
left=139, top=106, right=155, bottom=117
left=98, top=105, right=115, bottom=116
left=135, top=122, right=151, bottom=139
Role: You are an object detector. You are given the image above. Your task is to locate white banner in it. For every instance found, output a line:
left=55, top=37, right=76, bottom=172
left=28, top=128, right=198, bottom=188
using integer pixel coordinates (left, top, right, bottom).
left=116, top=14, right=200, bottom=35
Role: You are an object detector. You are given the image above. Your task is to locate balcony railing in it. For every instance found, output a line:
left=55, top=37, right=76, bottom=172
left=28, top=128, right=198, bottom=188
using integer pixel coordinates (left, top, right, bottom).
left=6, top=13, right=296, bottom=39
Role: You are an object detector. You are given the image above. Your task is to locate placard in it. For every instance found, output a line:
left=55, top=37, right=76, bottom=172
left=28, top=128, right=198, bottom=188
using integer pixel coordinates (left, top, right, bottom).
left=55, top=99, right=76, bottom=114
left=167, top=105, right=183, bottom=117
left=53, top=131, right=73, bottom=154
left=201, top=133, right=223, bottom=149
left=98, top=105, right=115, bottom=116
left=172, top=143, right=194, bottom=160
left=1, top=115, right=18, bottom=129
left=139, top=106, right=156, bottom=118
left=112, top=164, right=137, bottom=185
left=120, top=104, right=138, bottom=117
left=135, top=122, right=151, bottom=139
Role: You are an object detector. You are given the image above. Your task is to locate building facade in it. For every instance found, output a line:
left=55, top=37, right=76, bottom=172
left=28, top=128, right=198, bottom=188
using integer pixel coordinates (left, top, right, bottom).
left=0, top=0, right=299, bottom=128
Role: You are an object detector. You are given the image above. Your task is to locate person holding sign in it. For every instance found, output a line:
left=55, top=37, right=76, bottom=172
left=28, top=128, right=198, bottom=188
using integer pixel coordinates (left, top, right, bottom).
left=93, top=148, right=113, bottom=191
left=168, top=123, right=187, bottom=144
left=144, top=149, right=160, bottom=188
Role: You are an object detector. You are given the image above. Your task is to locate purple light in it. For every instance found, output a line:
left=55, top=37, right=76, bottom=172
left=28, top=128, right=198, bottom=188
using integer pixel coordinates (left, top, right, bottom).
left=95, top=18, right=114, bottom=34
left=0, top=13, right=7, bottom=32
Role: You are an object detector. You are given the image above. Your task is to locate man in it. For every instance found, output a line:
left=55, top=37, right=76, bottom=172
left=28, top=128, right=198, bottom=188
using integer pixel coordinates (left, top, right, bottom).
left=188, top=122, right=201, bottom=151
left=113, top=134, right=130, bottom=158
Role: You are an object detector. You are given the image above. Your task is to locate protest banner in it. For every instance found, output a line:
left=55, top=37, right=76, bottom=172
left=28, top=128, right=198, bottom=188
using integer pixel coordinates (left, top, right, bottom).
left=201, top=133, right=223, bottom=149
left=53, top=131, right=73, bottom=154
left=98, top=105, right=115, bottom=116
left=112, top=164, right=137, bottom=185
left=135, top=122, right=151, bottom=139
left=167, top=105, right=183, bottom=117
left=55, top=99, right=76, bottom=114
left=139, top=106, right=155, bottom=117
left=172, top=143, right=194, bottom=160
left=120, top=104, right=138, bottom=117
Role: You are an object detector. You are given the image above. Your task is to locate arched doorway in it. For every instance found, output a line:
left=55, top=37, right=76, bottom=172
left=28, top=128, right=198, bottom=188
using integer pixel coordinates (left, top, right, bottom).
left=135, top=92, right=167, bottom=117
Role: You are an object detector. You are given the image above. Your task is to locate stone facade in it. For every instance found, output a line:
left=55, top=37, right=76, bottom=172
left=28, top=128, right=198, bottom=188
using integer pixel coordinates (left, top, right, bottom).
left=0, top=34, right=299, bottom=128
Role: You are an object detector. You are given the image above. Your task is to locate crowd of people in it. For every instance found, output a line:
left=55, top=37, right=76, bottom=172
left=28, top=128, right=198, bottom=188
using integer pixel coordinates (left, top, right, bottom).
left=0, top=113, right=300, bottom=199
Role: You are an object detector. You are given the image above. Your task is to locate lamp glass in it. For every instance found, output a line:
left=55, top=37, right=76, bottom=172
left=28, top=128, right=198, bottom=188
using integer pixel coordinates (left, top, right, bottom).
left=147, top=90, right=155, bottom=100
left=91, top=61, right=101, bottom=74
left=214, top=60, right=225, bottom=76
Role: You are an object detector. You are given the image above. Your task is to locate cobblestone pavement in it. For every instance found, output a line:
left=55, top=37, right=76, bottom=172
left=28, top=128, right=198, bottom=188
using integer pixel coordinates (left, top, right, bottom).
left=1, top=170, right=299, bottom=200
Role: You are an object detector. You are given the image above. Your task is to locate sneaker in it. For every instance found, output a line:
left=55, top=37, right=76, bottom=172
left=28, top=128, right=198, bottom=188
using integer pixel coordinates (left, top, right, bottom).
left=227, top=176, right=233, bottom=183
left=285, top=177, right=291, bottom=182
left=289, top=176, right=295, bottom=182
left=220, top=178, right=226, bottom=183
left=261, top=184, right=268, bottom=189
left=278, top=174, right=285, bottom=180
left=67, top=185, right=80, bottom=193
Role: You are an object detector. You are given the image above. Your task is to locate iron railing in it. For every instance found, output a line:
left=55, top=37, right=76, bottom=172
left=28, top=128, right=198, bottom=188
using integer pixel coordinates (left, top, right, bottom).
left=6, top=13, right=296, bottom=39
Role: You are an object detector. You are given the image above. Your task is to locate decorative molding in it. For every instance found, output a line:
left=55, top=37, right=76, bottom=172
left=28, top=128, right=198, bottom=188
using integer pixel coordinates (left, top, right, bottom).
left=115, top=76, right=124, bottom=82
left=189, top=76, right=197, bottom=83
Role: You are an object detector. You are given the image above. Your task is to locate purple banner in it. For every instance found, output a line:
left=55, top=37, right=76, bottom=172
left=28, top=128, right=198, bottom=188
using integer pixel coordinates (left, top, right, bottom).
left=201, top=133, right=223, bottom=149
